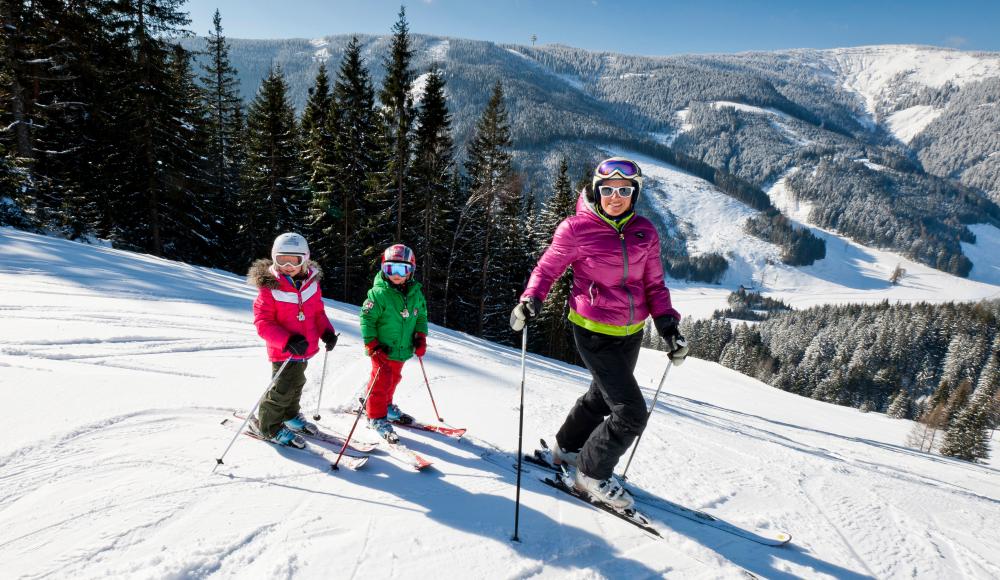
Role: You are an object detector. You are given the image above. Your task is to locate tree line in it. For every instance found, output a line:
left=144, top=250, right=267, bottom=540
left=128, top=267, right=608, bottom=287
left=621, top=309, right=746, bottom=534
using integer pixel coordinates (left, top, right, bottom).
left=0, top=3, right=587, bottom=355
left=642, top=296, right=1000, bottom=463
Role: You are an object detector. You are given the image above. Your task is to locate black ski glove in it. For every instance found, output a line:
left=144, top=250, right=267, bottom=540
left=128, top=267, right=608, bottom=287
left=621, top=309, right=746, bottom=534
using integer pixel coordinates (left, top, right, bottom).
left=654, top=316, right=689, bottom=366
left=283, top=334, right=309, bottom=356
left=321, top=330, right=338, bottom=351
left=510, top=296, right=543, bottom=331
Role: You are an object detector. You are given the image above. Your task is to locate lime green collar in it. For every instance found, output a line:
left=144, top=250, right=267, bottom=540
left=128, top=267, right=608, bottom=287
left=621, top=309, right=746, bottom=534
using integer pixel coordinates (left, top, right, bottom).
left=592, top=203, right=635, bottom=232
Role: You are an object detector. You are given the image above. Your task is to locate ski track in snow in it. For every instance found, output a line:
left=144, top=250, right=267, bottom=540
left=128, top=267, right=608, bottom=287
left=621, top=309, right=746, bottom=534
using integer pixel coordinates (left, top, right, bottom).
left=1, top=226, right=999, bottom=578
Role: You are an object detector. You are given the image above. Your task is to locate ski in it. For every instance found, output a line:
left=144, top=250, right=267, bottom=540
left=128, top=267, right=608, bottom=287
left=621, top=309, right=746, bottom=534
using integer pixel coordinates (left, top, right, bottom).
left=382, top=439, right=433, bottom=470
left=234, top=411, right=377, bottom=453
left=296, top=426, right=379, bottom=454
left=391, top=419, right=466, bottom=439
left=541, top=467, right=662, bottom=538
left=344, top=406, right=466, bottom=439
left=532, top=440, right=791, bottom=546
left=220, top=417, right=369, bottom=471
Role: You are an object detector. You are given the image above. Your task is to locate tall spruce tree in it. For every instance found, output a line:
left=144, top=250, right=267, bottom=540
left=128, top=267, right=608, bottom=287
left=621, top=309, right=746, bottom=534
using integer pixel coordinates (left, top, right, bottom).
left=462, top=81, right=528, bottom=340
left=378, top=6, right=415, bottom=243
left=239, top=67, right=305, bottom=262
left=102, top=0, right=202, bottom=257
left=940, top=380, right=996, bottom=462
left=301, top=63, right=339, bottom=271
left=532, top=158, right=577, bottom=361
left=0, top=0, right=103, bottom=236
left=330, top=37, right=384, bottom=303
left=199, top=9, right=244, bottom=270
left=408, top=66, right=455, bottom=317
left=158, top=44, right=214, bottom=261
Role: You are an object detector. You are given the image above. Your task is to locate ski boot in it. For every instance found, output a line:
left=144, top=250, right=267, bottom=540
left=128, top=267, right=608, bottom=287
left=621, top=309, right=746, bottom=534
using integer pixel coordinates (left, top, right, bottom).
left=284, top=412, right=319, bottom=435
left=250, top=416, right=306, bottom=449
left=368, top=417, right=400, bottom=444
left=551, top=444, right=580, bottom=468
left=386, top=403, right=414, bottom=425
left=574, top=469, right=634, bottom=510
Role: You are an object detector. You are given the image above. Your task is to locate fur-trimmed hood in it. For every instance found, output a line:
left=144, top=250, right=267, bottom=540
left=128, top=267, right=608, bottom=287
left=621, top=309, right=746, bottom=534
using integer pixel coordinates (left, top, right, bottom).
left=247, top=259, right=324, bottom=289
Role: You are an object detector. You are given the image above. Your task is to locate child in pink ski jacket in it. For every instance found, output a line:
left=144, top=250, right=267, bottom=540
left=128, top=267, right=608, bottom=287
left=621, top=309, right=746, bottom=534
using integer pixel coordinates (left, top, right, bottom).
left=247, top=233, right=338, bottom=447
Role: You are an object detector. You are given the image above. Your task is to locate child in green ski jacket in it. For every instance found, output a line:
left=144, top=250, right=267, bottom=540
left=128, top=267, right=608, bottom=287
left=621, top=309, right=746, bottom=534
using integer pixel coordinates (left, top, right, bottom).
left=360, top=244, right=428, bottom=443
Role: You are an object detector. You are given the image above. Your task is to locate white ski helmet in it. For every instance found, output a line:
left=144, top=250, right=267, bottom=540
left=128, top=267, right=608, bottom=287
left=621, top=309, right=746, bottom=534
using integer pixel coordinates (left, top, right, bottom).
left=271, top=232, right=310, bottom=267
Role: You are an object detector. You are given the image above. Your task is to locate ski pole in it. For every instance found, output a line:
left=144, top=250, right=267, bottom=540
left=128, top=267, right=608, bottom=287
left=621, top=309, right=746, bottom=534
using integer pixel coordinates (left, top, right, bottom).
left=213, top=357, right=294, bottom=473
left=417, top=356, right=444, bottom=422
left=620, top=359, right=673, bottom=482
left=312, top=343, right=334, bottom=421
left=512, top=326, right=527, bottom=542
left=332, top=364, right=382, bottom=470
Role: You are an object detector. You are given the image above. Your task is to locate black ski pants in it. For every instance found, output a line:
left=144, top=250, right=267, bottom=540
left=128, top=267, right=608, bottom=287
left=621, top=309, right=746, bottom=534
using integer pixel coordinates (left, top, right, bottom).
left=556, top=324, right=647, bottom=480
left=257, top=360, right=307, bottom=437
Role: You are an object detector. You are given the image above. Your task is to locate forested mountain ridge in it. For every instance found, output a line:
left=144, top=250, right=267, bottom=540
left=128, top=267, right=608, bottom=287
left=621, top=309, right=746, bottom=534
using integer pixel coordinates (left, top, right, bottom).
left=195, top=35, right=1000, bottom=276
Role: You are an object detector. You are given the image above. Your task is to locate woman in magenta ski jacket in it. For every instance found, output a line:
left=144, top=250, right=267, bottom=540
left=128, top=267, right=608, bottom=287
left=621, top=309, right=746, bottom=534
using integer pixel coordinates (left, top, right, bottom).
left=510, top=157, right=689, bottom=510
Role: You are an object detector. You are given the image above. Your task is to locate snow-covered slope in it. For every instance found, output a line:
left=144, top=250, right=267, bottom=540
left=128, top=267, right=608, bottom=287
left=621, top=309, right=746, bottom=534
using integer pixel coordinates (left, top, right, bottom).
left=2, top=227, right=999, bottom=578
left=813, top=45, right=1000, bottom=113
left=618, top=151, right=1000, bottom=319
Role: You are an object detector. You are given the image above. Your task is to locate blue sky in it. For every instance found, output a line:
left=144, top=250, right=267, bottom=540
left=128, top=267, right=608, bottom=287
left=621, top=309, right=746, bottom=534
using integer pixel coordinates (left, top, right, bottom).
left=186, top=0, right=1000, bottom=55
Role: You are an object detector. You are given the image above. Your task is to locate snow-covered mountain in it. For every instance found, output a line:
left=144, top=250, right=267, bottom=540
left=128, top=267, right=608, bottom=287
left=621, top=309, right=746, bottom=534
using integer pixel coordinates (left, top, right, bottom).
left=201, top=36, right=1000, bottom=280
left=2, top=227, right=998, bottom=578
left=617, top=150, right=1000, bottom=319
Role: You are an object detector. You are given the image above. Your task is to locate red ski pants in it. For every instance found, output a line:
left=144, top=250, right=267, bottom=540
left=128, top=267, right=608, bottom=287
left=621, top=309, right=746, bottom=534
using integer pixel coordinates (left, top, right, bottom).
left=365, top=357, right=405, bottom=419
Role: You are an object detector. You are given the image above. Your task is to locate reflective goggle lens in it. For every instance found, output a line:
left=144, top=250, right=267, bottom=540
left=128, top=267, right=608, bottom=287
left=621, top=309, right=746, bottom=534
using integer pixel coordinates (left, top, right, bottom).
left=598, top=185, right=635, bottom=198
left=382, top=262, right=414, bottom=277
left=275, top=255, right=303, bottom=266
left=596, top=159, right=640, bottom=179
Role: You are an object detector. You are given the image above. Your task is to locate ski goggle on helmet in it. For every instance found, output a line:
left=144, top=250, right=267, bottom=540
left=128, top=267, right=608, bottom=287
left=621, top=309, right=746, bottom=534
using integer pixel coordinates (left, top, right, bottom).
left=381, top=244, right=416, bottom=277
left=590, top=157, right=643, bottom=202
left=271, top=232, right=310, bottom=268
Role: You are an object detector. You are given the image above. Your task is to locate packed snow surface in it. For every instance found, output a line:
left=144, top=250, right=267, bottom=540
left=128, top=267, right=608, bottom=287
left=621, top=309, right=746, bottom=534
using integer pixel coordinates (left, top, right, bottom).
left=1, top=227, right=999, bottom=578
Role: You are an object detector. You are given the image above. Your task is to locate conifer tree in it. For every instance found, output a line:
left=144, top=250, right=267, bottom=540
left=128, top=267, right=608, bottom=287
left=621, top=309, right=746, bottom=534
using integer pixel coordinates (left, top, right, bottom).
left=378, top=6, right=415, bottom=243
left=462, top=80, right=526, bottom=340
left=199, top=9, right=244, bottom=269
left=239, top=67, right=305, bottom=262
left=157, top=44, right=214, bottom=261
left=301, top=63, right=338, bottom=270
left=408, top=66, right=455, bottom=316
left=940, top=381, right=996, bottom=462
left=887, top=389, right=912, bottom=419
left=329, top=37, right=384, bottom=303
left=533, top=158, right=577, bottom=361
left=0, top=0, right=103, bottom=236
left=101, top=0, right=200, bottom=256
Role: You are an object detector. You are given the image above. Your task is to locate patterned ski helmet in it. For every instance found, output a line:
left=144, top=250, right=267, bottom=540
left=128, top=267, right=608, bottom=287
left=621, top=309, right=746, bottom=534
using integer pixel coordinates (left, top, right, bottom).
left=382, top=244, right=416, bottom=269
left=271, top=232, right=310, bottom=266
